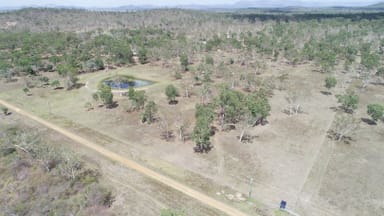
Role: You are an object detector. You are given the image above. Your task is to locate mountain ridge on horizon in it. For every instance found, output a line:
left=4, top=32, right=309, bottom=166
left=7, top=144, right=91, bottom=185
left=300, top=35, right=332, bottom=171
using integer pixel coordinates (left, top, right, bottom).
left=1, top=1, right=384, bottom=11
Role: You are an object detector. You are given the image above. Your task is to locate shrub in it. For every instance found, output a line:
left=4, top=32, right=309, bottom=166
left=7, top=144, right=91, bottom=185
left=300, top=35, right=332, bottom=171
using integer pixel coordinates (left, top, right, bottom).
left=336, top=92, right=359, bottom=113
left=1, top=106, right=8, bottom=115
left=86, top=185, right=114, bottom=208
left=165, top=84, right=179, bottom=103
left=325, top=76, right=337, bottom=90
left=160, top=208, right=185, bottom=216
left=205, top=55, right=214, bottom=65
left=138, top=48, right=148, bottom=64
left=179, top=54, right=188, bottom=71
left=367, top=104, right=384, bottom=122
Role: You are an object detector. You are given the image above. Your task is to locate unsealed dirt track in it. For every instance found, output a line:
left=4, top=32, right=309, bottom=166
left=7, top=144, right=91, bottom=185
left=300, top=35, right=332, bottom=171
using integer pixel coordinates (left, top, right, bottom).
left=0, top=99, right=249, bottom=216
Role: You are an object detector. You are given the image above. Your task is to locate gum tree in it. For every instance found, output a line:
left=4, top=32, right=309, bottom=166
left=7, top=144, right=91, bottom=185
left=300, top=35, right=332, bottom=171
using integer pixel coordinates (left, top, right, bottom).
left=165, top=84, right=179, bottom=104
left=192, top=104, right=215, bottom=153
left=180, top=54, right=189, bottom=71
left=141, top=101, right=157, bottom=124
left=336, top=92, right=359, bottom=113
left=97, top=84, right=114, bottom=108
left=1, top=106, right=8, bottom=115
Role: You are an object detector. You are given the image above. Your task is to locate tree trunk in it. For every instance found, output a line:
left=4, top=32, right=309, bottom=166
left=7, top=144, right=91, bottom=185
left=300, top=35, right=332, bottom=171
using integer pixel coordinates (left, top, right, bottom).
left=220, top=112, right=225, bottom=130
left=337, top=133, right=344, bottom=141
left=239, top=129, right=245, bottom=143
left=295, top=104, right=300, bottom=114
left=179, top=127, right=184, bottom=142
left=185, top=87, right=189, bottom=98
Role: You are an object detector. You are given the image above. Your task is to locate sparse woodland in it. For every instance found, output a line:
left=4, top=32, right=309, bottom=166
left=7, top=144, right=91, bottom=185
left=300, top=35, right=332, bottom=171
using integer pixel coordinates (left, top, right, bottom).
left=1, top=9, right=383, bottom=146
left=1, top=7, right=384, bottom=216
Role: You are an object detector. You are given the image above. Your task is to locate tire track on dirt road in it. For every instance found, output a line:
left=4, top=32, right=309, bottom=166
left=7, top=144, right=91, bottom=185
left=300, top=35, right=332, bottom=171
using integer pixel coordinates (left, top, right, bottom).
left=0, top=99, right=249, bottom=216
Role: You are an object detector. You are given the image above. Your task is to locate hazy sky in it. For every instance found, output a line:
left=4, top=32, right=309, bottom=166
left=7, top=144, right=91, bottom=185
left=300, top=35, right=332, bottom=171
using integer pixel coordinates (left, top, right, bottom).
left=0, top=0, right=380, bottom=8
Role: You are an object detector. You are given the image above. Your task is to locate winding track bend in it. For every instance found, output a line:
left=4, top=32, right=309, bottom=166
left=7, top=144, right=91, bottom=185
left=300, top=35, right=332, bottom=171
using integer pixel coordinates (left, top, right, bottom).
left=0, top=99, right=249, bottom=216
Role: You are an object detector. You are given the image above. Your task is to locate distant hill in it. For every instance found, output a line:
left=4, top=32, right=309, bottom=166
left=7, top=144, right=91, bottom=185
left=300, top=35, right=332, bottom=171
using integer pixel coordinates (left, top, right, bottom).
left=365, top=2, right=384, bottom=8
left=0, top=6, right=22, bottom=11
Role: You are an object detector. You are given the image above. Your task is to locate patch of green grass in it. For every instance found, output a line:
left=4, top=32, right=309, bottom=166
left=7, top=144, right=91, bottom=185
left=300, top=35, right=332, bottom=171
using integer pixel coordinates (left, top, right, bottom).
left=13, top=202, right=28, bottom=215
left=274, top=209, right=290, bottom=216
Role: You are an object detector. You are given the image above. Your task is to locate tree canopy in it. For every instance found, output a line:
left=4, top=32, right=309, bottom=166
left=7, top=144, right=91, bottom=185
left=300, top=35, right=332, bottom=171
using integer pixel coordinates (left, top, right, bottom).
left=141, top=101, right=157, bottom=124
left=367, top=104, right=384, bottom=122
left=128, top=87, right=147, bottom=110
left=165, top=84, right=179, bottom=104
left=192, top=104, right=215, bottom=153
left=246, top=89, right=271, bottom=126
left=336, top=92, right=359, bottom=113
left=325, top=76, right=337, bottom=90
left=97, top=84, right=114, bottom=108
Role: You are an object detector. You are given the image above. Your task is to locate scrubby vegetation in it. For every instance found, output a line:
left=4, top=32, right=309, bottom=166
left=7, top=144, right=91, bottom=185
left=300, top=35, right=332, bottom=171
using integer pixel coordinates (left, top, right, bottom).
left=367, top=104, right=384, bottom=122
left=0, top=125, right=113, bottom=215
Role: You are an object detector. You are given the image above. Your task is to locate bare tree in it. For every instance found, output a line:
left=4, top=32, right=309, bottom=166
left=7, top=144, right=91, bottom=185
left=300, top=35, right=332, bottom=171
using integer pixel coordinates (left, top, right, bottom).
left=13, top=129, right=60, bottom=172
left=174, top=113, right=190, bottom=142
left=284, top=88, right=304, bottom=116
left=158, top=112, right=174, bottom=141
left=57, top=150, right=82, bottom=180
left=238, top=112, right=256, bottom=143
left=222, top=65, right=239, bottom=89
left=329, top=114, right=359, bottom=142
left=214, top=61, right=226, bottom=78
left=181, top=77, right=193, bottom=98
left=242, top=72, right=258, bottom=92
left=359, top=70, right=375, bottom=89
left=200, top=82, right=212, bottom=104
left=252, top=59, right=266, bottom=76
left=261, top=76, right=276, bottom=95
left=13, top=129, right=40, bottom=153
left=35, top=143, right=61, bottom=172
left=276, top=73, right=289, bottom=91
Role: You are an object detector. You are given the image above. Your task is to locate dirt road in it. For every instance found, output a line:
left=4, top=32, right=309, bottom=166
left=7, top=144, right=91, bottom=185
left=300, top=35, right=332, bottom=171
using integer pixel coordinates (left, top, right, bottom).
left=0, top=99, right=249, bottom=216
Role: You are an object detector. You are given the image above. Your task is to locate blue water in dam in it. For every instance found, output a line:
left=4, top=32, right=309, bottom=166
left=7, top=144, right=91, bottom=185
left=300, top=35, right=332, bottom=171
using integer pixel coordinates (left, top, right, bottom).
left=104, top=79, right=153, bottom=89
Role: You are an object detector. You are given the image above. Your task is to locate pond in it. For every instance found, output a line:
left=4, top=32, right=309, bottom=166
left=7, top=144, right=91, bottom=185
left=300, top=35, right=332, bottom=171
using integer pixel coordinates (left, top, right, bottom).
left=102, top=75, right=153, bottom=89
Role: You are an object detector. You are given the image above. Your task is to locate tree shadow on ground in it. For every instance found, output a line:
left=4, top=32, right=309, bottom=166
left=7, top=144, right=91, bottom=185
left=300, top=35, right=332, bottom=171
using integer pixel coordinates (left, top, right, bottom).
left=330, top=106, right=353, bottom=114
left=320, top=91, right=332, bottom=96
left=67, top=83, right=85, bottom=90
left=327, top=130, right=353, bottom=144
left=73, top=83, right=85, bottom=89
left=361, top=117, right=377, bottom=125
left=161, top=131, right=175, bottom=142
left=106, top=101, right=119, bottom=109
left=222, top=124, right=236, bottom=131
left=371, top=82, right=384, bottom=86
left=168, top=100, right=178, bottom=105
left=329, top=106, right=338, bottom=112
left=237, top=135, right=259, bottom=143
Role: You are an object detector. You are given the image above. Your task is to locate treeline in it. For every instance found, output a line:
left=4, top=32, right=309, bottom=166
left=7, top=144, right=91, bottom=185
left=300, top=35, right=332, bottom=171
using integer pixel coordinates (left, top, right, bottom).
left=0, top=8, right=227, bottom=32
left=0, top=8, right=383, bottom=97
left=1, top=8, right=383, bottom=86
left=231, top=12, right=384, bottom=22
left=0, top=28, right=175, bottom=86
